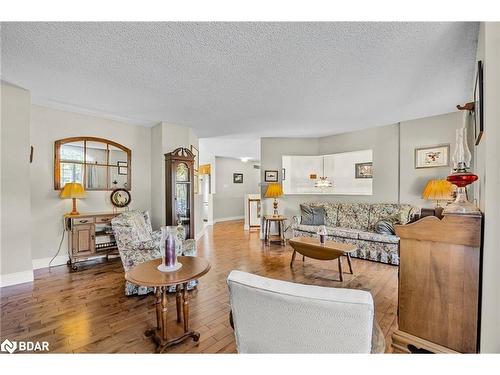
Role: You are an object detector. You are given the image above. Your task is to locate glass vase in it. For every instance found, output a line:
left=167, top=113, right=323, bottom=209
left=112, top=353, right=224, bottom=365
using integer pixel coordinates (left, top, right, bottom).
left=157, top=226, right=182, bottom=272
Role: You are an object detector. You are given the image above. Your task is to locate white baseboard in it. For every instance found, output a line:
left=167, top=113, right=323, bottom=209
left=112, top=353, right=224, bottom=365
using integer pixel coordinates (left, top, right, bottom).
left=32, top=255, right=69, bottom=270
left=0, top=270, right=34, bottom=288
left=214, top=216, right=244, bottom=223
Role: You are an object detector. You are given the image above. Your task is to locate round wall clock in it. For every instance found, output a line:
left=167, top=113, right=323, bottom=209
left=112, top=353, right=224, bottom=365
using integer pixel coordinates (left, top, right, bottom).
left=110, top=189, right=131, bottom=208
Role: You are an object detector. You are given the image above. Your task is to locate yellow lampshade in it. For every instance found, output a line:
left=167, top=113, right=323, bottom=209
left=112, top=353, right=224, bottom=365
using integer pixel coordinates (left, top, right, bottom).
left=422, top=180, right=453, bottom=201
left=60, top=183, right=86, bottom=199
left=265, top=183, right=283, bottom=198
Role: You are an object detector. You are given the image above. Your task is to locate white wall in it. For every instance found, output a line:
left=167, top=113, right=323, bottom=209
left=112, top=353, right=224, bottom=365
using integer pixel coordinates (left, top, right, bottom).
left=29, top=105, right=152, bottom=266
left=214, top=157, right=260, bottom=221
left=0, top=83, right=34, bottom=286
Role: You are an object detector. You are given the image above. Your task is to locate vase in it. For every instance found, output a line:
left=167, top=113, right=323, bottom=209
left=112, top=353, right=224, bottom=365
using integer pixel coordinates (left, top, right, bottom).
left=157, top=226, right=182, bottom=272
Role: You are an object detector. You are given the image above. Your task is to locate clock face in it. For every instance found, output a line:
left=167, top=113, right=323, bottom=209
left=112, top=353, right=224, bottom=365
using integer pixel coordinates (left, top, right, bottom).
left=110, top=189, right=131, bottom=208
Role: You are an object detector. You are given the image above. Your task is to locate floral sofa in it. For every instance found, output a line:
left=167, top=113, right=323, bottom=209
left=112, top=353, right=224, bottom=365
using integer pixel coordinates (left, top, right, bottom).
left=292, top=202, right=418, bottom=265
left=111, top=210, right=197, bottom=296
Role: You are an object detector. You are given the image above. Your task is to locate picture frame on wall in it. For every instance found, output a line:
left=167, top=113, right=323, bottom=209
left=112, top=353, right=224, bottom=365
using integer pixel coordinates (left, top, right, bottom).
left=355, top=162, right=373, bottom=179
left=474, top=60, right=484, bottom=146
left=190, top=145, right=199, bottom=172
left=233, top=173, right=243, bottom=183
left=414, top=144, right=450, bottom=169
left=264, top=170, right=279, bottom=182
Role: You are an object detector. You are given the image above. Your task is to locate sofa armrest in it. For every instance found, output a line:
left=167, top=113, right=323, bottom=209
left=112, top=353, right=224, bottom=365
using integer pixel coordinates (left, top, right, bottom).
left=292, top=215, right=301, bottom=228
left=181, top=239, right=197, bottom=256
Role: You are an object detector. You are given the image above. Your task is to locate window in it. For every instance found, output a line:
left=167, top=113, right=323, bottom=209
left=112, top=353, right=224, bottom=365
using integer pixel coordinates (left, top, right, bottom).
left=54, top=137, right=131, bottom=191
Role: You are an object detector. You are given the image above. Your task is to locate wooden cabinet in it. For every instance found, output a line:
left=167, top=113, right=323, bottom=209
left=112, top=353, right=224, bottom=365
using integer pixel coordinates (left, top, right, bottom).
left=165, top=148, right=195, bottom=239
left=65, top=212, right=119, bottom=271
left=392, top=213, right=482, bottom=353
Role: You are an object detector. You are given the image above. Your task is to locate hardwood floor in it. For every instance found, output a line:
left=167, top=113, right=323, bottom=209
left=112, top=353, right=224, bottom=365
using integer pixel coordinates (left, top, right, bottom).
left=0, top=220, right=399, bottom=353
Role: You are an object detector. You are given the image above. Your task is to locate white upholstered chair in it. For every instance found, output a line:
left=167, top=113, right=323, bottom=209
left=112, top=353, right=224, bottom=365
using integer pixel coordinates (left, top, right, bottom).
left=227, top=270, right=384, bottom=353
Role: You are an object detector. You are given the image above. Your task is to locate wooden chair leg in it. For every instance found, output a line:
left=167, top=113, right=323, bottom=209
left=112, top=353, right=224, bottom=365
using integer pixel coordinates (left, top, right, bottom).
left=290, top=250, right=297, bottom=267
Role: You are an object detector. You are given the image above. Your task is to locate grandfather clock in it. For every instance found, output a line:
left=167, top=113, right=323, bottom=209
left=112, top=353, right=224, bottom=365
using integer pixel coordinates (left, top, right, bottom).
left=165, top=147, right=195, bottom=239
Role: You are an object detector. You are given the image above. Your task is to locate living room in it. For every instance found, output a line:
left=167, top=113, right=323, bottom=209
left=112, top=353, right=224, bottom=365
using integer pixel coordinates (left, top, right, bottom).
left=1, top=2, right=500, bottom=373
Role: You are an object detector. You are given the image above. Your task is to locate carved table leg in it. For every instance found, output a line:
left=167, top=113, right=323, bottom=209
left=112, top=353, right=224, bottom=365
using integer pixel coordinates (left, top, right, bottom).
left=182, top=283, right=189, bottom=332
left=161, top=287, right=169, bottom=341
left=176, top=284, right=182, bottom=323
left=145, top=287, right=163, bottom=338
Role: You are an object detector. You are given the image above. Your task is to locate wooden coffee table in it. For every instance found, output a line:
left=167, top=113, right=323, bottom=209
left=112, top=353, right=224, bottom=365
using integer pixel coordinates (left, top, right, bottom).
left=289, top=237, right=356, bottom=281
left=125, top=256, right=210, bottom=353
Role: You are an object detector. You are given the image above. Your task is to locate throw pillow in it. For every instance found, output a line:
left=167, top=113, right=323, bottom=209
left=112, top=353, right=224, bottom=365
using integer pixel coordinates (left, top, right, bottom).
left=300, top=204, right=326, bottom=226
left=374, top=215, right=401, bottom=235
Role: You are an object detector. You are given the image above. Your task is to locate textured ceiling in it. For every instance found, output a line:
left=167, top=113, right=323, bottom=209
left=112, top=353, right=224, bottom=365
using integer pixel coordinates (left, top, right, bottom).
left=1, top=22, right=478, bottom=138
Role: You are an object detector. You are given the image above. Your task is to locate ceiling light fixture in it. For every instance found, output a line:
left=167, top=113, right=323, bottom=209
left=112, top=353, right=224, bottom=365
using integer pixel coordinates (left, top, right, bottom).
left=314, top=156, right=333, bottom=189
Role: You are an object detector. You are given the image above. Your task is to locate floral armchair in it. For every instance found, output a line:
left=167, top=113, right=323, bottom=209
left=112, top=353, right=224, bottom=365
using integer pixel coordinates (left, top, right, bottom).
left=111, top=210, right=198, bottom=296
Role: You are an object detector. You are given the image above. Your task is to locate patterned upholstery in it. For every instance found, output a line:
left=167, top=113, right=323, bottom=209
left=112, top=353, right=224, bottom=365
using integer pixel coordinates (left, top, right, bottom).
left=293, top=202, right=419, bottom=265
left=111, top=210, right=198, bottom=296
left=337, top=203, right=372, bottom=230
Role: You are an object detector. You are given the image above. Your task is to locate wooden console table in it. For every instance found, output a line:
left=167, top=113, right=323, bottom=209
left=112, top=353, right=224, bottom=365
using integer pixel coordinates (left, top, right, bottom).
left=65, top=212, right=119, bottom=271
left=125, top=256, right=211, bottom=353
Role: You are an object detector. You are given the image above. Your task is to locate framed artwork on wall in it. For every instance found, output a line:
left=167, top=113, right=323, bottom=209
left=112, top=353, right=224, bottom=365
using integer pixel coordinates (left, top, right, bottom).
left=264, top=170, right=279, bottom=182
left=355, top=162, right=373, bottom=178
left=414, top=144, right=450, bottom=169
left=233, top=173, right=243, bottom=183
left=474, top=60, right=484, bottom=145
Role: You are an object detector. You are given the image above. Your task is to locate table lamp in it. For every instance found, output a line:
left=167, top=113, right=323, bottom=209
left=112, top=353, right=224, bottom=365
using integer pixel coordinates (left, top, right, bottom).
left=422, top=179, right=454, bottom=217
left=265, top=183, right=283, bottom=217
left=60, top=182, right=86, bottom=215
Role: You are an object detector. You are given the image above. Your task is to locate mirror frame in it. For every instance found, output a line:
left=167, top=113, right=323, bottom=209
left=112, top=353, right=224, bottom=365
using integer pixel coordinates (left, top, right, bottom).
left=54, top=136, right=132, bottom=191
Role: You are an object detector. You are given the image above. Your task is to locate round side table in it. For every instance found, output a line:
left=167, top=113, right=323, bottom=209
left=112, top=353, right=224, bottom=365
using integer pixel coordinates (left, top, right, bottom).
left=125, top=256, right=210, bottom=353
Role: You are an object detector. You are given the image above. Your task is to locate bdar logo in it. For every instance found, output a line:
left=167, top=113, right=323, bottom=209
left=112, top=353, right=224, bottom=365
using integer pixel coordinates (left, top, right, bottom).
left=1, top=339, right=17, bottom=354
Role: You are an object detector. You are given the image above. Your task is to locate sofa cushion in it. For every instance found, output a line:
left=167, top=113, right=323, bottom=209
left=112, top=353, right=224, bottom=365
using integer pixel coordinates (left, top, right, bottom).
left=337, top=203, right=371, bottom=230
left=295, top=224, right=321, bottom=234
left=300, top=204, right=326, bottom=225
left=368, top=203, right=415, bottom=231
left=328, top=227, right=361, bottom=240
left=358, top=231, right=400, bottom=244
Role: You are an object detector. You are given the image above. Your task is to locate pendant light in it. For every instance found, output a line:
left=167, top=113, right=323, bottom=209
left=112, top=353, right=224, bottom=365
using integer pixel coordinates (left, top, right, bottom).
left=314, top=156, right=333, bottom=188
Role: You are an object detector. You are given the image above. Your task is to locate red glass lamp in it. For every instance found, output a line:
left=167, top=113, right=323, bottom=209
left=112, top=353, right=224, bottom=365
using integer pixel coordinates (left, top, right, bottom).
left=443, top=126, right=480, bottom=215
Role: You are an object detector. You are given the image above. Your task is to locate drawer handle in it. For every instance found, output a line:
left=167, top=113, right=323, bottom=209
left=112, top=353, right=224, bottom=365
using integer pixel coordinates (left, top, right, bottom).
left=101, top=218, right=110, bottom=222
left=79, top=220, right=88, bottom=223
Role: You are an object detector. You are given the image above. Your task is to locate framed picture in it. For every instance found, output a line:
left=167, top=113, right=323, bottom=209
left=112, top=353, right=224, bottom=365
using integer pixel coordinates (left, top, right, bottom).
left=355, top=162, right=373, bottom=179
left=190, top=145, right=199, bottom=172
left=414, top=144, right=450, bottom=169
left=474, top=60, right=484, bottom=145
left=282, top=168, right=286, bottom=181
left=233, top=173, right=243, bottom=183
left=265, top=170, right=279, bottom=182
left=117, top=161, right=128, bottom=175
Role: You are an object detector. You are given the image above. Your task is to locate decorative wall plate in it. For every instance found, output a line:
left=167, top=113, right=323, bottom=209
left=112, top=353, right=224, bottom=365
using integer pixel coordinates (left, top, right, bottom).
left=110, top=188, right=131, bottom=208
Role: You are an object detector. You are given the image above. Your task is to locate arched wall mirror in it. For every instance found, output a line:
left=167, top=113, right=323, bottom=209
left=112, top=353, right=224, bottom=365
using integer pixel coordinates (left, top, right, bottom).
left=54, top=137, right=131, bottom=191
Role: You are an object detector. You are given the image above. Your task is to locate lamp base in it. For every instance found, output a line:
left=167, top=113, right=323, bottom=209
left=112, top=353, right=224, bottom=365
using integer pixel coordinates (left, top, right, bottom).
left=273, top=199, right=279, bottom=217
left=443, top=187, right=480, bottom=216
left=67, top=198, right=80, bottom=216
